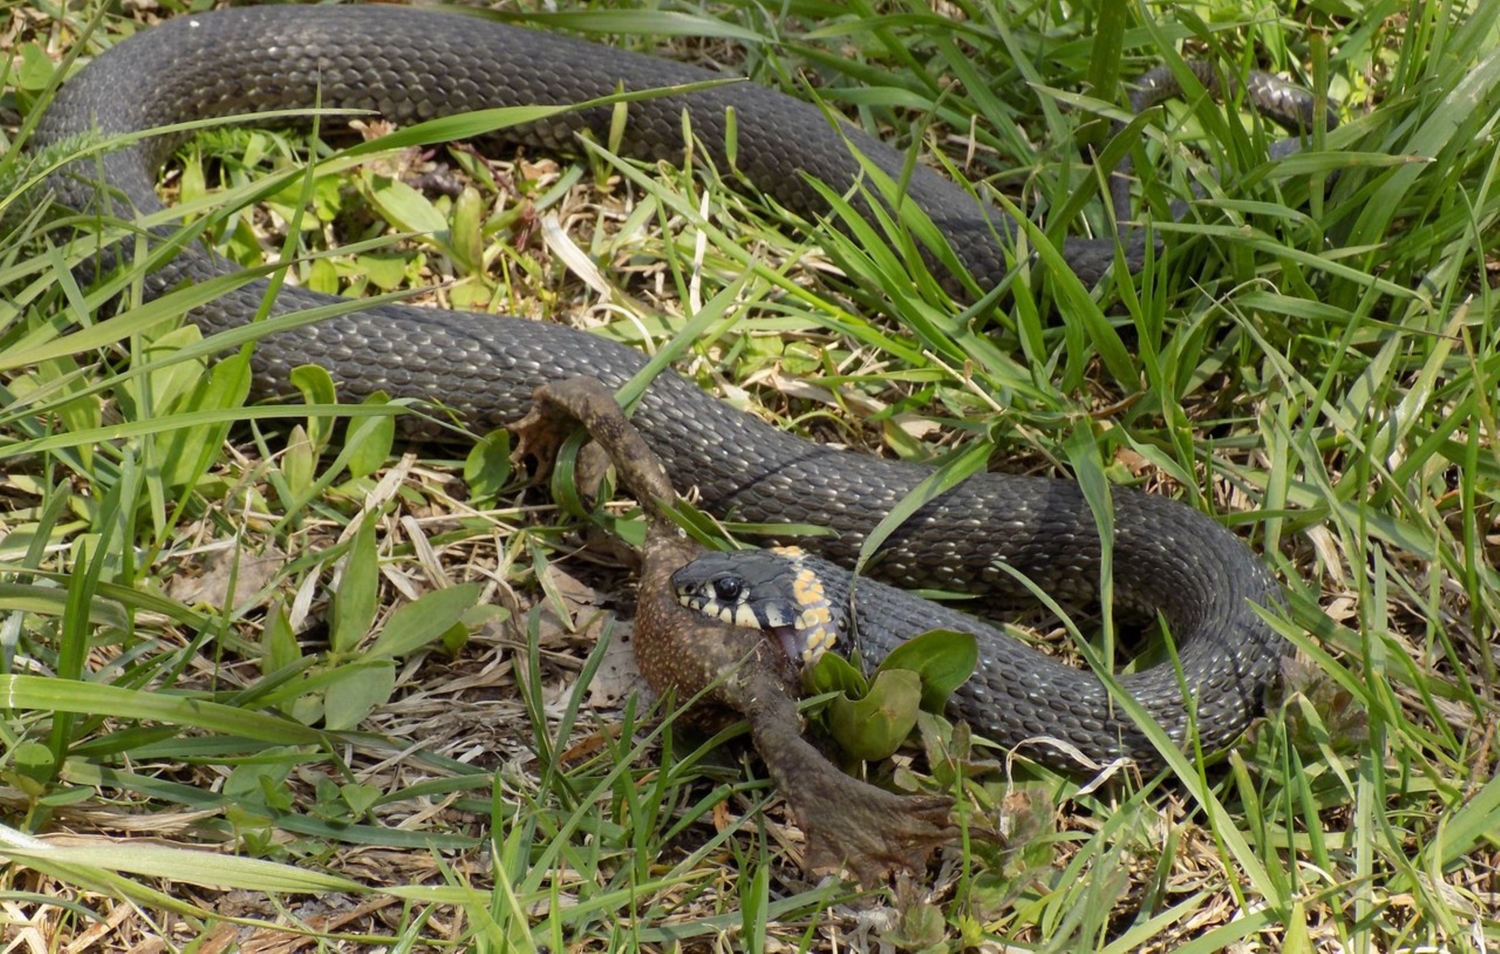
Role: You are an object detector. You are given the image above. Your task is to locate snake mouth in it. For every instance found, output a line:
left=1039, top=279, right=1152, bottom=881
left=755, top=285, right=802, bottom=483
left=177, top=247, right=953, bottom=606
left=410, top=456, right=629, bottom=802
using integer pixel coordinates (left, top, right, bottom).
left=771, top=625, right=805, bottom=663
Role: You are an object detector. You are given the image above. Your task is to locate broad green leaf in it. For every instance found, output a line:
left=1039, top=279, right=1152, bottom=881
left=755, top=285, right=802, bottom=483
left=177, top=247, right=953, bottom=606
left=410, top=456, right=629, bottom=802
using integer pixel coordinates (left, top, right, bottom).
left=352, top=253, right=414, bottom=292
left=340, top=783, right=381, bottom=817
left=291, top=364, right=340, bottom=452
left=346, top=393, right=396, bottom=480
left=16, top=43, right=55, bottom=91
left=827, top=668, right=922, bottom=763
left=224, top=754, right=294, bottom=810
left=281, top=425, right=316, bottom=499
left=369, top=583, right=483, bottom=659
left=321, top=660, right=397, bottom=731
left=31, top=357, right=101, bottom=461
left=365, top=174, right=449, bottom=243
left=10, top=742, right=56, bottom=785
left=450, top=184, right=485, bottom=275
left=803, top=650, right=869, bottom=699
left=874, top=629, right=979, bottom=714
left=464, top=429, right=513, bottom=501
left=156, top=350, right=252, bottom=494
left=307, top=256, right=340, bottom=294
left=262, top=603, right=301, bottom=675
left=115, top=323, right=205, bottom=425
left=331, top=518, right=379, bottom=654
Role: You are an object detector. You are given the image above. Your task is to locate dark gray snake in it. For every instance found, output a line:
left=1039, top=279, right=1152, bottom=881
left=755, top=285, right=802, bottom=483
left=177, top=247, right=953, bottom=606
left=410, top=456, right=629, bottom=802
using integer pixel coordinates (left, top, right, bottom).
left=33, top=4, right=1308, bottom=767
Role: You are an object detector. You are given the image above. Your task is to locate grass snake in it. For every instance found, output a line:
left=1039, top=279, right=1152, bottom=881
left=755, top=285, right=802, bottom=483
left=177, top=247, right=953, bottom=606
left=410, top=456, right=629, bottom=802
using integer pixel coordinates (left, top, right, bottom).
left=33, top=4, right=1298, bottom=768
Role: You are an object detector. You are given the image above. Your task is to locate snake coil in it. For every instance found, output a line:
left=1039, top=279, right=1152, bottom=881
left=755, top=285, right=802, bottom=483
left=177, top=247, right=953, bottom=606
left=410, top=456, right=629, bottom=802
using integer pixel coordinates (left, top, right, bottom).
left=33, top=5, right=1298, bottom=767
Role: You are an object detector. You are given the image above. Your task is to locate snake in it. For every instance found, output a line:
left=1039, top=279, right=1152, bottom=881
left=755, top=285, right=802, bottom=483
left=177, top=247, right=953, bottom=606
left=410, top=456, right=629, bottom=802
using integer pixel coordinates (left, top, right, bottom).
left=32, top=4, right=1308, bottom=768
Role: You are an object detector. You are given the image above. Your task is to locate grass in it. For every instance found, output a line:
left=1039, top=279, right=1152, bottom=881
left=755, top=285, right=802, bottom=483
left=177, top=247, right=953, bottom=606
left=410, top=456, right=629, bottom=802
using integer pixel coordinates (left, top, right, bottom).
left=2, top=0, right=1498, bottom=950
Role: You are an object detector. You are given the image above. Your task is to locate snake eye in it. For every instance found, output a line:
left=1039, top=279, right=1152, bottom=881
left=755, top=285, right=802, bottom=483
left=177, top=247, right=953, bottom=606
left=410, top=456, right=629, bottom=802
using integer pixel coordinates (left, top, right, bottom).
left=712, top=575, right=744, bottom=602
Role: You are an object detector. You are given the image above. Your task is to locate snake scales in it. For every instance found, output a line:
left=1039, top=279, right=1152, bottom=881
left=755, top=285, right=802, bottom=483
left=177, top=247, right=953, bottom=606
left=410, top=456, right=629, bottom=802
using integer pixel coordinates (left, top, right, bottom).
left=34, top=4, right=1292, bottom=766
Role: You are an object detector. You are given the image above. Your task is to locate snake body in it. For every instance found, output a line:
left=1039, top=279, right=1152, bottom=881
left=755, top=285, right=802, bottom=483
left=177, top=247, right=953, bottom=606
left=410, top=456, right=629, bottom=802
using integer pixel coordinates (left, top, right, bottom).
left=676, top=546, right=1269, bottom=764
left=34, top=5, right=1288, bottom=767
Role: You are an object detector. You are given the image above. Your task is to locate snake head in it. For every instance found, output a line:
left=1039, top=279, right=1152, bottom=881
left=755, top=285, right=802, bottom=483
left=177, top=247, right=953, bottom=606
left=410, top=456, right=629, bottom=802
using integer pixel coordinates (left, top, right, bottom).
left=671, top=548, right=840, bottom=664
